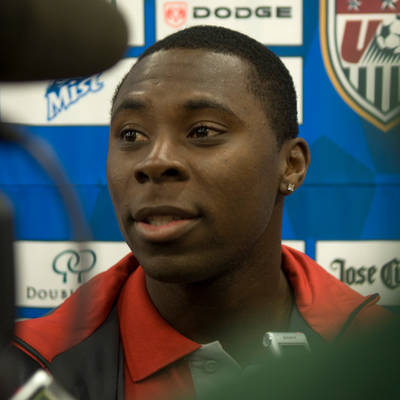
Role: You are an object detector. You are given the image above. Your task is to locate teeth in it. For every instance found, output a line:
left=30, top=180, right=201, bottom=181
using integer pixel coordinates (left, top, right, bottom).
left=145, top=215, right=183, bottom=226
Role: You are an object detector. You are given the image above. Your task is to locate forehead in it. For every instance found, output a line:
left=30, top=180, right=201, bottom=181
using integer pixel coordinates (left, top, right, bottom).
left=112, top=49, right=265, bottom=121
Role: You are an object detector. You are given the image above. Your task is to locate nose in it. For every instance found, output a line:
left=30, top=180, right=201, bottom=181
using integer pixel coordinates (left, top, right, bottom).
left=133, top=139, right=189, bottom=184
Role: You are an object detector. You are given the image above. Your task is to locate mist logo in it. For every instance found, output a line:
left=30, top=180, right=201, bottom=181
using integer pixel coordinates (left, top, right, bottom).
left=45, top=74, right=104, bottom=121
left=52, top=249, right=97, bottom=284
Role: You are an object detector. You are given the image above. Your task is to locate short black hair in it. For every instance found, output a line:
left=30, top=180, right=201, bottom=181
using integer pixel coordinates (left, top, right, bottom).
left=112, top=25, right=298, bottom=145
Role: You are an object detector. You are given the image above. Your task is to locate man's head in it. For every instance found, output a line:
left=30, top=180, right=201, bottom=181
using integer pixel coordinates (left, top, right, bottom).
left=107, top=26, right=309, bottom=285
left=112, top=25, right=298, bottom=147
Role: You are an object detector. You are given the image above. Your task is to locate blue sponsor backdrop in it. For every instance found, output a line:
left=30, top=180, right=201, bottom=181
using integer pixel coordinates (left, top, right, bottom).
left=0, top=0, right=399, bottom=315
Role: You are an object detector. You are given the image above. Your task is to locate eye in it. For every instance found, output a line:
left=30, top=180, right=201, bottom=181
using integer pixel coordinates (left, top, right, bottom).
left=120, top=129, right=148, bottom=143
left=187, top=125, right=224, bottom=139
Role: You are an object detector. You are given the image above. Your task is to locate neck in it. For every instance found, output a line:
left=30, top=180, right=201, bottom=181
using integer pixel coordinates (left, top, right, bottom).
left=145, top=211, right=293, bottom=365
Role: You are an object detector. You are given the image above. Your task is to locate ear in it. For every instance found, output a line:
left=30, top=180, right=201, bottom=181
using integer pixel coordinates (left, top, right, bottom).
left=278, top=138, right=310, bottom=196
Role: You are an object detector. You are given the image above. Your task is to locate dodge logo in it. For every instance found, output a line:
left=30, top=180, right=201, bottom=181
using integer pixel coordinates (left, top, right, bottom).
left=164, top=2, right=188, bottom=28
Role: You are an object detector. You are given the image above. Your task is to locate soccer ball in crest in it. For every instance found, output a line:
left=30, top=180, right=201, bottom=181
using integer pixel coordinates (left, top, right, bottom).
left=376, top=15, right=400, bottom=53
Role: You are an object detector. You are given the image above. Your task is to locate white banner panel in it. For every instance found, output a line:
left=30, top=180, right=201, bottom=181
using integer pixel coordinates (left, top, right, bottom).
left=156, top=0, right=303, bottom=45
left=15, top=240, right=305, bottom=308
left=15, top=241, right=131, bottom=308
left=282, top=57, right=303, bottom=124
left=0, top=58, right=135, bottom=126
left=108, top=0, right=145, bottom=46
left=282, top=240, right=305, bottom=253
left=0, top=56, right=302, bottom=126
left=316, top=241, right=400, bottom=306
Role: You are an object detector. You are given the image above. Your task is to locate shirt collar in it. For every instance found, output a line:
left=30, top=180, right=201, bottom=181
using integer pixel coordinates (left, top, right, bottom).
left=118, top=246, right=378, bottom=382
left=118, top=266, right=201, bottom=382
left=281, top=245, right=378, bottom=341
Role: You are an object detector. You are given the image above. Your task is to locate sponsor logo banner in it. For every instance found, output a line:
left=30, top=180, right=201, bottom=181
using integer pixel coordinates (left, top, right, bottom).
left=320, top=0, right=400, bottom=131
left=156, top=0, right=303, bottom=45
left=107, top=0, right=145, bottom=46
left=316, top=241, right=400, bottom=305
left=0, top=58, right=135, bottom=126
left=15, top=241, right=131, bottom=307
left=14, top=240, right=304, bottom=308
left=0, top=56, right=302, bottom=125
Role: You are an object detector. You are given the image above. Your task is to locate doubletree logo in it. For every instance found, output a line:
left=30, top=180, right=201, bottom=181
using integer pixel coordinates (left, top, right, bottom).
left=52, top=249, right=97, bottom=284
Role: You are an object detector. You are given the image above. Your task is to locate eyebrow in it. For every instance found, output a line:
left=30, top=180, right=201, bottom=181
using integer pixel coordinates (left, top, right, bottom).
left=111, top=98, right=147, bottom=121
left=111, top=97, right=238, bottom=122
left=182, top=99, right=237, bottom=118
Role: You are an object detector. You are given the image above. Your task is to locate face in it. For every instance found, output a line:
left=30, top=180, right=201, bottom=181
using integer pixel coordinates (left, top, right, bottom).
left=107, top=49, right=286, bottom=284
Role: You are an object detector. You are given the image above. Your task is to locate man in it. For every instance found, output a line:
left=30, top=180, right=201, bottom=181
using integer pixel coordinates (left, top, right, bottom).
left=12, top=26, right=390, bottom=399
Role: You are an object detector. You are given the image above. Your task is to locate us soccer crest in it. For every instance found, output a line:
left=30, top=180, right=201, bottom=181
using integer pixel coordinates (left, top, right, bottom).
left=320, top=0, right=400, bottom=131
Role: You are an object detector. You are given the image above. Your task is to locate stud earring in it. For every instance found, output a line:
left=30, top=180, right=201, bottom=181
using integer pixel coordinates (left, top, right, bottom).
left=287, top=183, right=295, bottom=192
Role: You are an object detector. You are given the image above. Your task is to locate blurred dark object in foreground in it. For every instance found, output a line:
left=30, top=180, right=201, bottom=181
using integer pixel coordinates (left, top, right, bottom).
left=0, top=192, right=15, bottom=352
left=205, top=319, right=399, bottom=400
left=0, top=0, right=128, bottom=81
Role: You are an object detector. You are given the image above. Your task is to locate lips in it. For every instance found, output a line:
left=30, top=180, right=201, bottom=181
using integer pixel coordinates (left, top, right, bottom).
left=132, top=206, right=200, bottom=242
left=142, top=215, right=187, bottom=226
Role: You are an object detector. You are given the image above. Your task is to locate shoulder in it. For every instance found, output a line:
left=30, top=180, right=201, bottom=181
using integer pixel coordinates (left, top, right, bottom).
left=281, top=244, right=362, bottom=304
left=14, top=252, right=139, bottom=365
left=281, top=245, right=393, bottom=341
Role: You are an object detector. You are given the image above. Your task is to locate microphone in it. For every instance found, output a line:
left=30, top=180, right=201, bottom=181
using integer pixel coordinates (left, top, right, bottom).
left=0, top=0, right=128, bottom=81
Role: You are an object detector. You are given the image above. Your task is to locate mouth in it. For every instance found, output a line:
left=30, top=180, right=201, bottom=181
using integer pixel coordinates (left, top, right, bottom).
left=142, top=215, right=187, bottom=226
left=132, top=206, right=200, bottom=243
